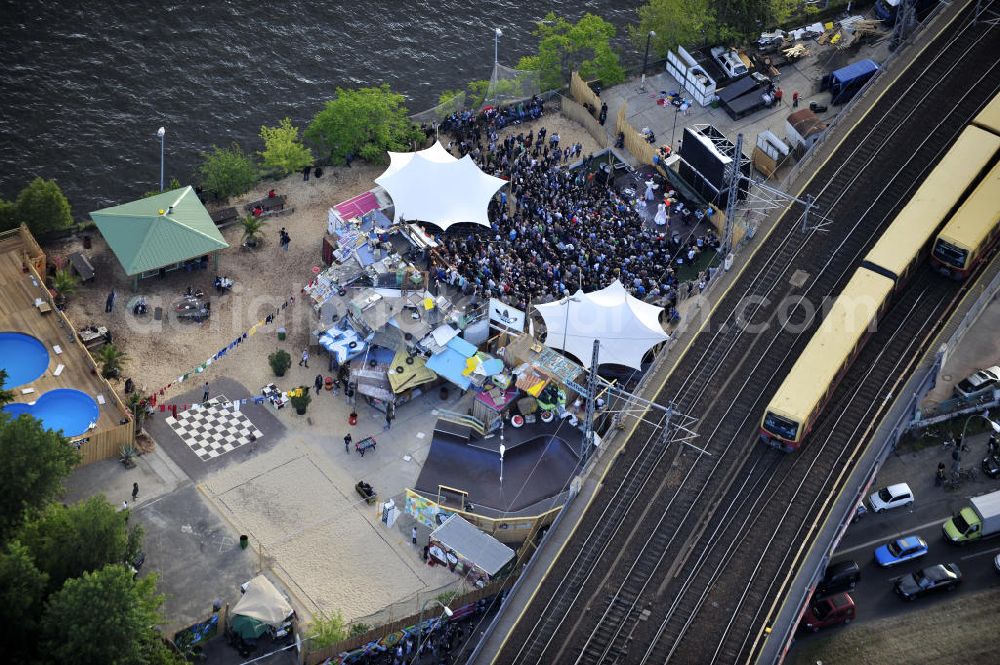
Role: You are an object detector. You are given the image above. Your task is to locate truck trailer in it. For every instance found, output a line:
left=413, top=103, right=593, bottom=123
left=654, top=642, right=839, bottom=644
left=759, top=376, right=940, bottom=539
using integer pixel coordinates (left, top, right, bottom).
left=943, top=489, right=1000, bottom=544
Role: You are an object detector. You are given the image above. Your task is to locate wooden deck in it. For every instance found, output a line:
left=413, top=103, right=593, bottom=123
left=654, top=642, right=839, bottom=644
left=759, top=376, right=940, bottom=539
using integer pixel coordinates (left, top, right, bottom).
left=1, top=230, right=130, bottom=438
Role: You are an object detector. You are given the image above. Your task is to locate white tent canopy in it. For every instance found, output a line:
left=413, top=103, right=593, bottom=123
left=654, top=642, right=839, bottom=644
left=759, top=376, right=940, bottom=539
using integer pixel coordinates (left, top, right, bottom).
left=231, top=575, right=293, bottom=626
left=381, top=142, right=457, bottom=179
left=535, top=280, right=668, bottom=370
left=375, top=143, right=507, bottom=230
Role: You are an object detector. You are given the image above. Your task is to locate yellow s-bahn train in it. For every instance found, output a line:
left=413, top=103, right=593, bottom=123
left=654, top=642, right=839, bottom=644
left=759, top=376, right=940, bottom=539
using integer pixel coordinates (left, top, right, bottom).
left=931, top=95, right=1000, bottom=279
left=760, top=97, right=1000, bottom=452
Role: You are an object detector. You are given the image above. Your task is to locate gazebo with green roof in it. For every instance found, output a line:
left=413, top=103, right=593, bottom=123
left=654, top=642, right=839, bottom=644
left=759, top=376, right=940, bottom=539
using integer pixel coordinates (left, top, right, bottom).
left=90, top=186, right=229, bottom=288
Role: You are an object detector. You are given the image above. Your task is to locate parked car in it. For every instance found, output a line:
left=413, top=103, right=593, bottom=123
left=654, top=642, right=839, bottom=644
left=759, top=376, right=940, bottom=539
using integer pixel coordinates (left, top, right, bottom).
left=995, top=553, right=1000, bottom=574
left=874, top=535, right=928, bottom=567
left=953, top=366, right=1000, bottom=399
left=894, top=563, right=962, bottom=600
left=868, top=483, right=914, bottom=513
left=801, top=592, right=855, bottom=632
left=816, top=560, right=861, bottom=597
left=983, top=454, right=1000, bottom=479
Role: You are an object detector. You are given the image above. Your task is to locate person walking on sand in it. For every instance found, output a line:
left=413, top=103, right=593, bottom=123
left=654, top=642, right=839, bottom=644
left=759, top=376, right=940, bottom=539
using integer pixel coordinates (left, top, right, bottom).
left=132, top=482, right=139, bottom=501
left=344, top=433, right=352, bottom=453
left=792, top=90, right=799, bottom=108
left=105, top=289, right=116, bottom=313
left=411, top=526, right=417, bottom=545
left=314, top=374, right=323, bottom=394
left=299, top=348, right=309, bottom=368
left=202, top=382, right=210, bottom=403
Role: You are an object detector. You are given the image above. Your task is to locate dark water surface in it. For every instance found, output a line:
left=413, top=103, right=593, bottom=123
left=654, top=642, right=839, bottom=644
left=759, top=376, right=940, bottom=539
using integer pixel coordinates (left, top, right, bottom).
left=0, top=1, right=640, bottom=215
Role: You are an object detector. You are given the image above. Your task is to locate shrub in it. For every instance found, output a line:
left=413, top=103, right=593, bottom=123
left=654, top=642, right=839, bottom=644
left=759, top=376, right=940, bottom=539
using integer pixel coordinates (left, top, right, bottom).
left=268, top=349, right=291, bottom=377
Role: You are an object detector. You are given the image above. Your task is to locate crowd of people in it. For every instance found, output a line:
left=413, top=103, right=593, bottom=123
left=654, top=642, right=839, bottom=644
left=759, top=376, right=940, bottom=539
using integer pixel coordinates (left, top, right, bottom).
left=426, top=97, right=721, bottom=323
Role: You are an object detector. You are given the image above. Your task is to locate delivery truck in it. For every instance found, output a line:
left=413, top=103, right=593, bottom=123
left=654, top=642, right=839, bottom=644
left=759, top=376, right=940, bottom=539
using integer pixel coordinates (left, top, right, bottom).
left=943, top=490, right=1000, bottom=544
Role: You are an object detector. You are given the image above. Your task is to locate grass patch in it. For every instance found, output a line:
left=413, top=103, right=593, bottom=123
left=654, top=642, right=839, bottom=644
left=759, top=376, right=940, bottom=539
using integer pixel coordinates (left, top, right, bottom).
left=788, top=587, right=1000, bottom=665
left=675, top=249, right=721, bottom=282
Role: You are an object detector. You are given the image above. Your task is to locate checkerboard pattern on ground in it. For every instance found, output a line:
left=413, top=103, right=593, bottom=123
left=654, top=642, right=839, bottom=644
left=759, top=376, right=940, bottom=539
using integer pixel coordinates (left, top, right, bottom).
left=165, top=397, right=263, bottom=461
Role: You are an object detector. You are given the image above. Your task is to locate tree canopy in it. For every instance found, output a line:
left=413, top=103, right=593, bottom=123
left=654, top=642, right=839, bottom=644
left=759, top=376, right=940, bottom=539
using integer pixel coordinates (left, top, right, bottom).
left=197, top=143, right=258, bottom=200
left=41, top=564, right=180, bottom=665
left=259, top=117, right=314, bottom=176
left=0, top=177, right=74, bottom=236
left=18, top=496, right=142, bottom=594
left=0, top=370, right=13, bottom=406
left=516, top=12, right=626, bottom=91
left=0, top=540, right=48, bottom=662
left=630, top=0, right=712, bottom=58
left=0, top=414, right=79, bottom=538
left=305, top=84, right=423, bottom=165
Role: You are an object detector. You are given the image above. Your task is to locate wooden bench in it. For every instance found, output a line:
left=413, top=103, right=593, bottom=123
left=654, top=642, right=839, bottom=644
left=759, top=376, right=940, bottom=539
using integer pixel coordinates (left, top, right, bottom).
left=210, top=206, right=239, bottom=229
left=246, top=195, right=287, bottom=214
left=68, top=252, right=95, bottom=282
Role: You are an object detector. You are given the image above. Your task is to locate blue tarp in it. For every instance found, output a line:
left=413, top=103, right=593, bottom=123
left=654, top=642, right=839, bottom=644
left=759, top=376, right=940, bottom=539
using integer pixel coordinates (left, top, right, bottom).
left=831, top=59, right=879, bottom=85
left=426, top=348, right=472, bottom=390
left=319, top=328, right=367, bottom=364
left=447, top=336, right=477, bottom=358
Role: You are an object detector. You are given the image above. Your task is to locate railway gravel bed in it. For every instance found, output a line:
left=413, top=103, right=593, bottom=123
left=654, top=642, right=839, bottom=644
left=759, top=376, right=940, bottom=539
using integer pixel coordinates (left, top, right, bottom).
left=493, top=4, right=1000, bottom=665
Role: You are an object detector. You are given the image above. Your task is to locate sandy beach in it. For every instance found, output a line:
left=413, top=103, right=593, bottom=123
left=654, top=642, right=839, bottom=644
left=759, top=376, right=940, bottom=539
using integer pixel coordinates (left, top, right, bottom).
left=53, top=110, right=601, bottom=401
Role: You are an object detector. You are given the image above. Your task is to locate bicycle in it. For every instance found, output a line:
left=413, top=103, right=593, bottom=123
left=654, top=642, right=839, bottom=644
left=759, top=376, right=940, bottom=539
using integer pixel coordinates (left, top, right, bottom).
left=957, top=466, right=978, bottom=481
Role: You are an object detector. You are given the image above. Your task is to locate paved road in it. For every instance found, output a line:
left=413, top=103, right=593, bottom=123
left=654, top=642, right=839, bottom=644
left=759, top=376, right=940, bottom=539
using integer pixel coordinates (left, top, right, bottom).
left=794, top=431, right=1000, bottom=641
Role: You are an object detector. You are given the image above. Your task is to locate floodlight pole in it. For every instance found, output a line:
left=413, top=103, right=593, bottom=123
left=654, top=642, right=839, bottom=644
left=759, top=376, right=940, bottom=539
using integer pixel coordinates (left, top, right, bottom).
left=157, top=126, right=166, bottom=192
left=495, top=28, right=502, bottom=66
left=582, top=340, right=600, bottom=462
left=561, top=295, right=581, bottom=354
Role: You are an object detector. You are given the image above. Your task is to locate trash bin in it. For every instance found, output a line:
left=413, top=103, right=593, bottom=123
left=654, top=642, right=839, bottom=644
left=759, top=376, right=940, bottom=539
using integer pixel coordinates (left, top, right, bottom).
left=277, top=327, right=287, bottom=341
left=239, top=535, right=249, bottom=550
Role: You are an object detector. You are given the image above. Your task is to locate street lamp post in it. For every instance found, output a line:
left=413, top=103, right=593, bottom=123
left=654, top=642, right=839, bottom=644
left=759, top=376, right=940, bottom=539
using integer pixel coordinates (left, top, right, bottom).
left=561, top=295, right=582, bottom=356
left=959, top=412, right=1000, bottom=449
left=156, top=127, right=166, bottom=192
left=642, top=30, right=656, bottom=74
left=499, top=442, right=505, bottom=485
left=413, top=599, right=453, bottom=664
left=495, top=28, right=503, bottom=66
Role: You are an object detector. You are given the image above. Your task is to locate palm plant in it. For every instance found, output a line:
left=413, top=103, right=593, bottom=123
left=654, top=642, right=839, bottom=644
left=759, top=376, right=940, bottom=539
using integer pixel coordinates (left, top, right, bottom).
left=51, top=269, right=78, bottom=306
left=96, top=344, right=128, bottom=379
left=241, top=214, right=266, bottom=248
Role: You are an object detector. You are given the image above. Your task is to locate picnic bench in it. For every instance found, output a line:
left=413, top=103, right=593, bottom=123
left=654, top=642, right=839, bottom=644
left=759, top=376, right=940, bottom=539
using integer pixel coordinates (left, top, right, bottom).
left=209, top=206, right=239, bottom=229
left=355, top=436, right=377, bottom=456
left=68, top=252, right=95, bottom=282
left=78, top=325, right=109, bottom=349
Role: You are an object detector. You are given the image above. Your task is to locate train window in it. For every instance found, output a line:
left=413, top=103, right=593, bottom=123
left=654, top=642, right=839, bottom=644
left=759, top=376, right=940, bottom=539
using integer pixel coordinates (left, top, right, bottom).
left=763, top=412, right=798, bottom=440
left=933, top=240, right=967, bottom=268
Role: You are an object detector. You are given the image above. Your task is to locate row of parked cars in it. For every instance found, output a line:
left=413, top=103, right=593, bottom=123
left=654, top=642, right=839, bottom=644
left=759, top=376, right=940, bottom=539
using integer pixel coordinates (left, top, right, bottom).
left=801, top=482, right=990, bottom=632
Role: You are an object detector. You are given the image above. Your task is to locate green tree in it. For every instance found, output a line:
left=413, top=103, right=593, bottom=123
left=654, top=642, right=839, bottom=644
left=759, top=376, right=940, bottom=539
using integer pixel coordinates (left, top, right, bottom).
left=259, top=117, right=314, bottom=176
left=630, top=0, right=713, bottom=58
left=19, top=496, right=143, bottom=594
left=96, top=343, right=128, bottom=379
left=51, top=268, right=78, bottom=307
left=516, top=12, right=626, bottom=91
left=13, top=177, right=73, bottom=236
left=714, top=0, right=773, bottom=42
left=0, top=369, right=14, bottom=406
left=305, top=84, right=423, bottom=165
left=41, top=564, right=180, bottom=665
left=240, top=214, right=266, bottom=249
left=198, top=143, right=258, bottom=200
left=0, top=197, right=16, bottom=232
left=0, top=541, right=48, bottom=663
left=0, top=415, right=79, bottom=538
left=142, top=177, right=182, bottom=199
left=308, top=610, right=348, bottom=649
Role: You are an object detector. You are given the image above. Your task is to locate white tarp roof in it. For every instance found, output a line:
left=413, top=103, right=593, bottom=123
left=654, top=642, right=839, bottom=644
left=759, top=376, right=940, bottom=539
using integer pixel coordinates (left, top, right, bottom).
left=381, top=141, right=457, bottom=179
left=375, top=146, right=507, bottom=230
left=535, top=280, right=668, bottom=370
left=231, top=575, right=293, bottom=626
left=431, top=514, right=514, bottom=576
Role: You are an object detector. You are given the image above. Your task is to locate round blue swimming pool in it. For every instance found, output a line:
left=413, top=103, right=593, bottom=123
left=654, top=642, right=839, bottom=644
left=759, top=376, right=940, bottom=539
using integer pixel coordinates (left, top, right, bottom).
left=0, top=332, right=50, bottom=388
left=3, top=389, right=100, bottom=437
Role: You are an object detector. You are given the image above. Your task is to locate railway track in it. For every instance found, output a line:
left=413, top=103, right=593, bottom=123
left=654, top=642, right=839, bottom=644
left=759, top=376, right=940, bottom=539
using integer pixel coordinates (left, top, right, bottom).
left=491, top=4, right=1000, bottom=664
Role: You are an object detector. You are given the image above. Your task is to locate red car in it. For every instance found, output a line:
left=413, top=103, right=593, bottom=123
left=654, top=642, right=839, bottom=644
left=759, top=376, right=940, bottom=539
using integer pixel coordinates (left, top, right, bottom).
left=801, top=592, right=855, bottom=632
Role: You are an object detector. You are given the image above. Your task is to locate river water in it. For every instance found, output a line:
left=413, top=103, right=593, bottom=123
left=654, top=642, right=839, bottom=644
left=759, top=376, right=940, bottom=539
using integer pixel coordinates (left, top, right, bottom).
left=0, top=1, right=640, bottom=215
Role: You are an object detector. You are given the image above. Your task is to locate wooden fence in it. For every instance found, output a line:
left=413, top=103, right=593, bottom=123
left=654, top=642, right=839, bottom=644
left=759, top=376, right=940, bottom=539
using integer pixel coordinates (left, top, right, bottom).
left=560, top=96, right=610, bottom=150
left=569, top=71, right=601, bottom=114
left=303, top=578, right=513, bottom=665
